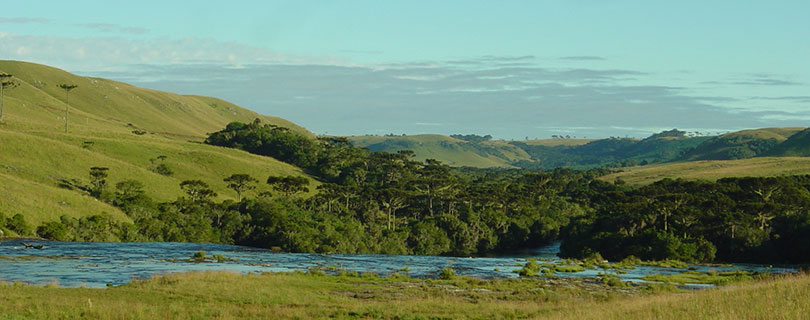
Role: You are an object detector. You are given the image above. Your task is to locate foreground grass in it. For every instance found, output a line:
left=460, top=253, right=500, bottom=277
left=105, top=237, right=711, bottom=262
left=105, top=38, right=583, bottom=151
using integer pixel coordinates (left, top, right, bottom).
left=0, top=271, right=807, bottom=319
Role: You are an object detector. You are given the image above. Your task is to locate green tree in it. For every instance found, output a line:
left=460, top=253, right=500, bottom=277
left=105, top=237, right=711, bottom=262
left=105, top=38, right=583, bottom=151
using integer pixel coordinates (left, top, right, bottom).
left=115, top=180, right=145, bottom=201
left=149, top=155, right=173, bottom=176
left=57, top=84, right=78, bottom=133
left=180, top=180, right=217, bottom=202
left=266, top=175, right=310, bottom=197
left=224, top=174, right=258, bottom=201
left=0, top=72, right=19, bottom=123
left=89, top=167, right=109, bottom=197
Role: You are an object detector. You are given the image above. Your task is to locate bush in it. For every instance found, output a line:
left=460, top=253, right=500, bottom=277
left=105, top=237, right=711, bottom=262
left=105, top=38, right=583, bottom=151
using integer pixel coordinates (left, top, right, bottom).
left=152, top=163, right=173, bottom=176
left=192, top=250, right=206, bottom=261
left=516, top=259, right=542, bottom=277
left=37, top=222, right=69, bottom=241
left=598, top=273, right=626, bottom=287
left=6, top=214, right=31, bottom=236
left=439, top=268, right=456, bottom=280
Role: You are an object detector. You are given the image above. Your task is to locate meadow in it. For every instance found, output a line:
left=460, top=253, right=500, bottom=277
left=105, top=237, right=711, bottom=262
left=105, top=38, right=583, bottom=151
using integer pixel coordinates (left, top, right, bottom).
left=0, top=270, right=807, bottom=319
left=601, top=156, right=810, bottom=185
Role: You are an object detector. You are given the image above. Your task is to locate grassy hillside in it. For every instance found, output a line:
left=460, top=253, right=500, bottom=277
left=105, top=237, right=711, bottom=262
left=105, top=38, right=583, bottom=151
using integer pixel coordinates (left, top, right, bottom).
left=349, top=130, right=713, bottom=170
left=511, top=133, right=711, bottom=169
left=0, top=60, right=314, bottom=226
left=0, top=60, right=310, bottom=138
left=680, top=127, right=805, bottom=161
left=767, top=127, right=810, bottom=156
left=601, top=157, right=810, bottom=185
left=349, top=134, right=532, bottom=168
left=0, top=271, right=807, bottom=319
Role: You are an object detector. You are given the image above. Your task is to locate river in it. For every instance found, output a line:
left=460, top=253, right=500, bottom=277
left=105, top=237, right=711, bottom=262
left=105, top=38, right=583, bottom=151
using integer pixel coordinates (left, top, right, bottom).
left=0, top=240, right=794, bottom=288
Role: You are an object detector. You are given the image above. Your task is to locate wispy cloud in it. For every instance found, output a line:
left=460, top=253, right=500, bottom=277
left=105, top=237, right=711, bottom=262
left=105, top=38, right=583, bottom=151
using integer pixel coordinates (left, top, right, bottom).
left=752, top=96, right=810, bottom=103
left=75, top=23, right=149, bottom=35
left=0, top=33, right=346, bottom=70
left=86, top=60, right=801, bottom=138
left=559, top=56, right=606, bottom=61
left=0, top=17, right=50, bottom=24
left=2, top=32, right=806, bottom=139
left=705, top=74, right=803, bottom=87
left=732, top=78, right=802, bottom=86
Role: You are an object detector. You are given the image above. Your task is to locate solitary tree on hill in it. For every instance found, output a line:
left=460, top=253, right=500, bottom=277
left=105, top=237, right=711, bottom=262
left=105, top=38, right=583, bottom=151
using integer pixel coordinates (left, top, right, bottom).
left=58, top=84, right=78, bottom=132
left=0, top=72, right=19, bottom=123
left=224, top=173, right=258, bottom=201
left=180, top=180, right=217, bottom=202
left=89, top=166, right=109, bottom=197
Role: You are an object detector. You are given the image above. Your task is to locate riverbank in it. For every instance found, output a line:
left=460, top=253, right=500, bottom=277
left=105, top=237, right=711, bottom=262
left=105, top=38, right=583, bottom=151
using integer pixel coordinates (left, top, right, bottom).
left=1, top=270, right=808, bottom=319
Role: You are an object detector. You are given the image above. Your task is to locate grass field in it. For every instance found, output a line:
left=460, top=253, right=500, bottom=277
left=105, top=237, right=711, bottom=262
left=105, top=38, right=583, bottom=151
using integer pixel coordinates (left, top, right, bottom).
left=0, top=270, right=806, bottom=319
left=602, top=157, right=810, bottom=185
left=0, top=60, right=315, bottom=226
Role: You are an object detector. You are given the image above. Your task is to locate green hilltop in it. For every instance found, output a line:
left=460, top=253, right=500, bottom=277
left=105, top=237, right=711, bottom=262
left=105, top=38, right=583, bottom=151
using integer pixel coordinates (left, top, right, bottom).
left=352, top=127, right=810, bottom=181
left=349, top=134, right=534, bottom=168
left=0, top=60, right=312, bottom=226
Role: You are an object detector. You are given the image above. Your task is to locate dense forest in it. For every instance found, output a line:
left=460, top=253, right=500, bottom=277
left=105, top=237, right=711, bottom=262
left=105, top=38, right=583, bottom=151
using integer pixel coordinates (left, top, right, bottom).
left=7, top=119, right=810, bottom=264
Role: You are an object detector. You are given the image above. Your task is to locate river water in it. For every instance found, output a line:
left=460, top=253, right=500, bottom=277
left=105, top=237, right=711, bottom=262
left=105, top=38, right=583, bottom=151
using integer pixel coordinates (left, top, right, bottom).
left=0, top=240, right=794, bottom=288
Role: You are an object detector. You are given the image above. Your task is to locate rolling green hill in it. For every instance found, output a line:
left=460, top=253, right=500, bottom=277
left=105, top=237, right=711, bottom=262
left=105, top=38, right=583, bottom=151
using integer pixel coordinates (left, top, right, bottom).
left=353, top=127, right=810, bottom=174
left=352, top=129, right=711, bottom=169
left=349, top=134, right=533, bottom=168
left=679, top=127, right=805, bottom=161
left=766, top=127, right=810, bottom=156
left=0, top=60, right=310, bottom=138
left=0, top=60, right=313, bottom=226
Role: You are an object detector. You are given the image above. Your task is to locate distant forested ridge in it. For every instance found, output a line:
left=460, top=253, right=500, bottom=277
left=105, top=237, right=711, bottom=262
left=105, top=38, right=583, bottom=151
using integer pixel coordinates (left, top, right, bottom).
left=13, top=120, right=810, bottom=264
left=352, top=127, right=810, bottom=170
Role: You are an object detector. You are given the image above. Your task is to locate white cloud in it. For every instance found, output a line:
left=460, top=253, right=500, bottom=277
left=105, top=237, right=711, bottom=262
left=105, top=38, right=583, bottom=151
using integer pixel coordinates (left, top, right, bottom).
left=0, top=33, right=349, bottom=71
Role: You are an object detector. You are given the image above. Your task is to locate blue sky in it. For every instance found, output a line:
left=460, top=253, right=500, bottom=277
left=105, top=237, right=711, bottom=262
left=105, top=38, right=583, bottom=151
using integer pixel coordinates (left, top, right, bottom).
left=1, top=1, right=808, bottom=139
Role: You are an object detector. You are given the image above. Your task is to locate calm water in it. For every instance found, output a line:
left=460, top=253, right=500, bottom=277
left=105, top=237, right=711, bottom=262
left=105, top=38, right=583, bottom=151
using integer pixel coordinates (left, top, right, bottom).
left=0, top=240, right=794, bottom=288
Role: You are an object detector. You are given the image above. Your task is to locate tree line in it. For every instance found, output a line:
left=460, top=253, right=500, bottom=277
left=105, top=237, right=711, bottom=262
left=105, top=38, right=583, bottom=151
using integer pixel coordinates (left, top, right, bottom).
left=6, top=119, right=810, bottom=264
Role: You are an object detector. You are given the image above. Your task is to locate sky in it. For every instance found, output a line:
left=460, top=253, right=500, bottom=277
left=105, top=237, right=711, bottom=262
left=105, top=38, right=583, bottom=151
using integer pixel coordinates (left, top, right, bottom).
left=1, top=0, right=808, bottom=139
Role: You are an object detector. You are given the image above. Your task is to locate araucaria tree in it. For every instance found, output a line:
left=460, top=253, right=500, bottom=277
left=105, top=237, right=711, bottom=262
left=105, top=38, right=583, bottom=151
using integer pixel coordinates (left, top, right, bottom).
left=0, top=72, right=19, bottom=123
left=224, top=173, right=258, bottom=201
left=266, top=175, right=310, bottom=197
left=57, top=84, right=78, bottom=133
left=180, top=180, right=217, bottom=202
left=89, top=167, right=109, bottom=197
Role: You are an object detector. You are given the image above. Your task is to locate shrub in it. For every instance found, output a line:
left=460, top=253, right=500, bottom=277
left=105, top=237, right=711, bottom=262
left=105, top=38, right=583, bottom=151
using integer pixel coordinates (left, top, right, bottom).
left=192, top=251, right=206, bottom=261
left=439, top=268, right=456, bottom=280
left=211, top=254, right=233, bottom=262
left=152, top=163, right=173, bottom=176
left=37, top=222, right=69, bottom=241
left=6, top=214, right=31, bottom=236
left=516, top=259, right=542, bottom=277
left=599, top=273, right=626, bottom=287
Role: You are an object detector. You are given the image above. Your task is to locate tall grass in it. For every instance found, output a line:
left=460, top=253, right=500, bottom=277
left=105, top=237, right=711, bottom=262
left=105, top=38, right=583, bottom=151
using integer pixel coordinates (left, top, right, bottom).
left=0, top=271, right=807, bottom=319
